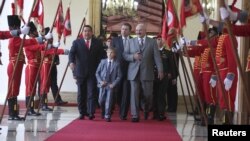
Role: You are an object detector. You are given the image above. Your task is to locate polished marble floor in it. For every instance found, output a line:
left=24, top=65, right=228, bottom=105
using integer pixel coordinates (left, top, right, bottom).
left=0, top=94, right=208, bottom=141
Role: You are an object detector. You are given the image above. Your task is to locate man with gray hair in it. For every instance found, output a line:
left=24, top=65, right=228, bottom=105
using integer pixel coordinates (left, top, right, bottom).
left=123, top=23, right=164, bottom=122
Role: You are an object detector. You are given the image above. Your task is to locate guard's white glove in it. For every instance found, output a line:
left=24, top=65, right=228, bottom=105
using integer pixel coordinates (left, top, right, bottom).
left=173, top=43, right=182, bottom=52
left=179, top=37, right=190, bottom=46
left=21, top=25, right=30, bottom=35
left=224, top=73, right=235, bottom=91
left=45, top=32, right=53, bottom=40
left=53, top=42, right=60, bottom=48
left=220, top=7, right=230, bottom=21
left=36, top=36, right=44, bottom=44
left=171, top=47, right=178, bottom=53
left=47, top=44, right=52, bottom=49
left=10, top=30, right=19, bottom=37
left=209, top=75, right=217, bottom=88
left=199, top=13, right=210, bottom=25
left=64, top=49, right=70, bottom=55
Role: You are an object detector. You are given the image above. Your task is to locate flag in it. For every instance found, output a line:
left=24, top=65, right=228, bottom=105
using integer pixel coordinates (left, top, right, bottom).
left=31, top=0, right=44, bottom=28
left=161, top=0, right=179, bottom=44
left=54, top=0, right=64, bottom=39
left=180, top=0, right=202, bottom=28
left=17, top=0, right=24, bottom=16
left=17, top=0, right=23, bottom=10
left=63, top=7, right=71, bottom=43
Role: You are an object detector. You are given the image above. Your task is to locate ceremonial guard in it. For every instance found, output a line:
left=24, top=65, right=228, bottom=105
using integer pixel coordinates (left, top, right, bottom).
left=7, top=15, right=36, bottom=120
left=39, top=28, right=69, bottom=111
left=23, top=21, right=46, bottom=116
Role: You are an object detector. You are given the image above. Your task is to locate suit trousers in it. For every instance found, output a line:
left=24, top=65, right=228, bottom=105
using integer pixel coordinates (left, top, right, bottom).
left=130, top=77, right=153, bottom=118
left=77, top=76, right=97, bottom=116
left=119, top=78, right=130, bottom=118
left=98, top=87, right=114, bottom=118
left=166, top=79, right=178, bottom=112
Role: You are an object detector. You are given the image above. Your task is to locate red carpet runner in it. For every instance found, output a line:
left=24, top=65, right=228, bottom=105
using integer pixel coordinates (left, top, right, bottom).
left=45, top=111, right=182, bottom=141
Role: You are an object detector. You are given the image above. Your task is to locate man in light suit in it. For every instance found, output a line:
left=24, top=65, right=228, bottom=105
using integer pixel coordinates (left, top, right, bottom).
left=123, top=23, right=164, bottom=122
left=111, top=23, right=132, bottom=120
left=69, top=25, right=105, bottom=120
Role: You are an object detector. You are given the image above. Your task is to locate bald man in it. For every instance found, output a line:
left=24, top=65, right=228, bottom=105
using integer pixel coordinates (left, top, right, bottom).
left=123, top=23, right=163, bottom=122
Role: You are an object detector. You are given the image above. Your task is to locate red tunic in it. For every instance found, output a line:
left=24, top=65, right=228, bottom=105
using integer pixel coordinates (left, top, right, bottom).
left=39, top=48, right=65, bottom=94
left=0, top=31, right=12, bottom=39
left=187, top=42, right=217, bottom=105
left=215, top=34, right=238, bottom=111
left=24, top=43, right=46, bottom=96
left=7, top=37, right=37, bottom=98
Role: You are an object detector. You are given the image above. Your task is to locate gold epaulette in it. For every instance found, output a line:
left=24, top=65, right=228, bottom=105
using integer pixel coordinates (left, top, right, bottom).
left=201, top=48, right=210, bottom=64
left=215, top=34, right=227, bottom=59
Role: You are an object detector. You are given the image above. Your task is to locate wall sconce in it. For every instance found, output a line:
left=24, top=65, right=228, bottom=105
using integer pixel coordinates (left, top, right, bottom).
left=202, top=0, right=215, bottom=16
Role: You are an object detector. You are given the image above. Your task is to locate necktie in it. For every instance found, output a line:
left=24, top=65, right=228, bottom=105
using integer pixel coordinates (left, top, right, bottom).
left=140, top=38, right=144, bottom=46
left=123, top=37, right=127, bottom=47
left=86, top=40, right=90, bottom=49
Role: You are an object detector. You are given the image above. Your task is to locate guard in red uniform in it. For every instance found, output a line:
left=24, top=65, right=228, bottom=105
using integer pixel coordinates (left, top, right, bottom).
left=185, top=31, right=206, bottom=124
left=23, top=21, right=46, bottom=116
left=215, top=34, right=238, bottom=124
left=39, top=28, right=69, bottom=111
left=6, top=15, right=37, bottom=120
left=185, top=28, right=219, bottom=125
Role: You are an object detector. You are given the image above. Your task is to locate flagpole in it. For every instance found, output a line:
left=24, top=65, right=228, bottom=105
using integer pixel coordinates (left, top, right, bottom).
left=171, top=0, right=208, bottom=126
left=0, top=0, right=6, bottom=15
left=0, top=0, right=37, bottom=124
left=52, top=9, right=88, bottom=110
left=173, top=53, right=189, bottom=114
left=219, top=0, right=250, bottom=115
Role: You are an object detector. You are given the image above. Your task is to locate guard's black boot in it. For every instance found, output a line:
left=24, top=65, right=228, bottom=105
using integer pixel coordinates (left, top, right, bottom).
left=207, top=104, right=216, bottom=125
left=222, top=110, right=234, bottom=125
left=10, top=97, right=24, bottom=120
left=41, top=94, right=53, bottom=111
left=8, top=98, right=15, bottom=120
left=26, top=96, right=41, bottom=116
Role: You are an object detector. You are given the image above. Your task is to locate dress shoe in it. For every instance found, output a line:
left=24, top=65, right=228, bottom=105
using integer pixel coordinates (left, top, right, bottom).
left=144, top=112, right=149, bottom=120
left=105, top=118, right=111, bottom=122
left=41, top=106, right=53, bottom=111
left=8, top=115, right=25, bottom=121
left=88, top=114, right=95, bottom=120
left=78, top=114, right=84, bottom=120
left=158, top=115, right=166, bottom=121
left=56, top=100, right=68, bottom=105
left=27, top=109, right=41, bottom=116
left=120, top=116, right=127, bottom=120
left=131, top=118, right=139, bottom=122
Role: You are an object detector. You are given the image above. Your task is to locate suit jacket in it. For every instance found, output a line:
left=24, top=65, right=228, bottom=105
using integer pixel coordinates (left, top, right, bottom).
left=123, top=37, right=163, bottom=80
left=111, top=36, right=131, bottom=76
left=95, top=59, right=122, bottom=88
left=69, top=37, right=105, bottom=79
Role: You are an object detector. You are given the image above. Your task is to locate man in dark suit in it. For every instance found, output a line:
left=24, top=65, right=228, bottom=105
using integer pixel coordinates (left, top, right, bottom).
left=123, top=23, right=164, bottom=122
left=69, top=25, right=105, bottom=120
left=111, top=23, right=132, bottom=120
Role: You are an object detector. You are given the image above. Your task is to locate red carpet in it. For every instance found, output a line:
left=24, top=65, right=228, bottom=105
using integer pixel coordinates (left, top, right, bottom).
left=45, top=110, right=182, bottom=141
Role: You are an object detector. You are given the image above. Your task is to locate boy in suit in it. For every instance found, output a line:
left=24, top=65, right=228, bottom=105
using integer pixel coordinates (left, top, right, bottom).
left=96, top=47, right=122, bottom=122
